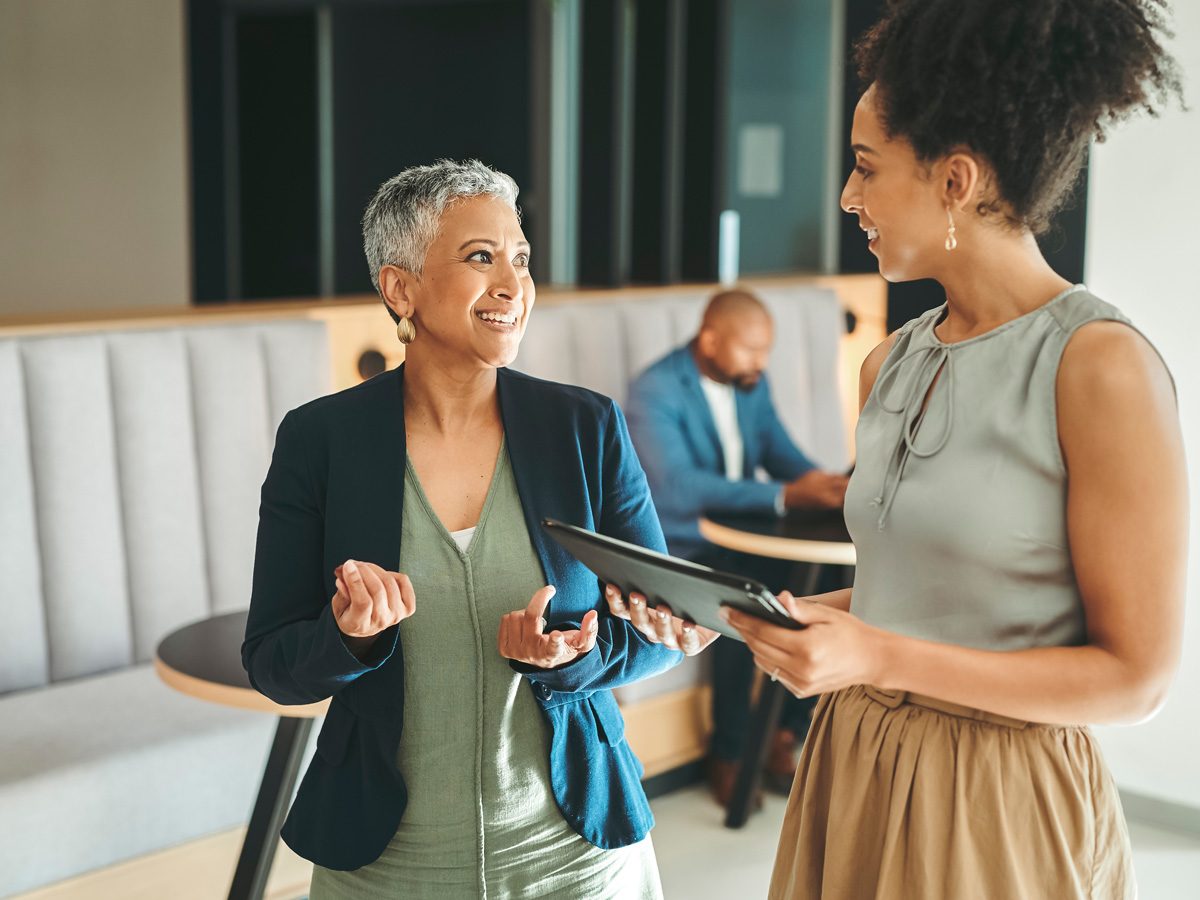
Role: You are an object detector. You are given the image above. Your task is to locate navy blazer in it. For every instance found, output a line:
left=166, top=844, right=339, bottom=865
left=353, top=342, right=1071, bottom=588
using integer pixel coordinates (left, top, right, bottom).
left=242, top=365, right=682, bottom=871
left=625, top=345, right=815, bottom=558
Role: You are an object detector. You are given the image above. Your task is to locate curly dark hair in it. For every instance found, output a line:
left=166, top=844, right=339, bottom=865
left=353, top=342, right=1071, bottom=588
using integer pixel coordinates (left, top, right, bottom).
left=855, top=0, right=1184, bottom=233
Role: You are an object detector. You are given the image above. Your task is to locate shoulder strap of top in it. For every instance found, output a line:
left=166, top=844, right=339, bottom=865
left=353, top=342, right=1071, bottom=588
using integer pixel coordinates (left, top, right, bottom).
left=1046, top=287, right=1176, bottom=399
left=1045, top=287, right=1131, bottom=334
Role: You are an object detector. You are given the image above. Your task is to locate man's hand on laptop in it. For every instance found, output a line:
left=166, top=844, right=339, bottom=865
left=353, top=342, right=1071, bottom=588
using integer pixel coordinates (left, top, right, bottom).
left=784, top=470, right=850, bottom=510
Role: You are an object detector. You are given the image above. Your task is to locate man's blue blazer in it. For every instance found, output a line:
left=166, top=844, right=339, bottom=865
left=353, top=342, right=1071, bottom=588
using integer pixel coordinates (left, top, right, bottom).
left=625, top=345, right=815, bottom=559
left=242, top=364, right=682, bottom=871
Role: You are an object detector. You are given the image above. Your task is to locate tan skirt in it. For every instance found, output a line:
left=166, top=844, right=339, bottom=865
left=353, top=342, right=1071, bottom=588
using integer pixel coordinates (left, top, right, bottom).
left=769, top=685, right=1134, bottom=899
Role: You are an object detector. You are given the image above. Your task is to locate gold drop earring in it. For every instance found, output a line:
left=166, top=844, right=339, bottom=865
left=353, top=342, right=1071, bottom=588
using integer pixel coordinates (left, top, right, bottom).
left=945, top=207, right=958, bottom=251
left=396, top=315, right=417, bottom=344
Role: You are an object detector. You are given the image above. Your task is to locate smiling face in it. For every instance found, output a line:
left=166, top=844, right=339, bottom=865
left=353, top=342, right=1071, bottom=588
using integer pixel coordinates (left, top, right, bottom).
left=382, top=194, right=534, bottom=371
left=840, top=86, right=956, bottom=283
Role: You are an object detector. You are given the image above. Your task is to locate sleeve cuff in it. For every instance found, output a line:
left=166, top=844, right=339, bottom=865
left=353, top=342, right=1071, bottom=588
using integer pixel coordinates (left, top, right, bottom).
left=509, top=641, right=604, bottom=694
left=323, top=603, right=399, bottom=673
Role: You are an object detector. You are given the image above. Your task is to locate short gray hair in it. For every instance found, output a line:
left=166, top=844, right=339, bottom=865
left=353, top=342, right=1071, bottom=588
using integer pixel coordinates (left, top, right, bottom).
left=362, top=159, right=521, bottom=298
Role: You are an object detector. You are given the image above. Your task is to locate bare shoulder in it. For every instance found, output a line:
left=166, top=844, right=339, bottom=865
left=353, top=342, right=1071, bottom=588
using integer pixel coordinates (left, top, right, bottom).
left=1057, top=320, right=1179, bottom=461
left=1058, top=320, right=1174, bottom=413
left=859, top=332, right=900, bottom=413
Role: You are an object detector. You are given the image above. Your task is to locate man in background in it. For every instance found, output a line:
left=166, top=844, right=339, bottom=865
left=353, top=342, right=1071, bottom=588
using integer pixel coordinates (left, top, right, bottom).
left=626, top=288, right=848, bottom=805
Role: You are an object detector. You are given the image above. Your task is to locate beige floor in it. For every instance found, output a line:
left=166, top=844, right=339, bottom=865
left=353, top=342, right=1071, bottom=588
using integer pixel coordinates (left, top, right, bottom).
left=650, top=785, right=1200, bottom=899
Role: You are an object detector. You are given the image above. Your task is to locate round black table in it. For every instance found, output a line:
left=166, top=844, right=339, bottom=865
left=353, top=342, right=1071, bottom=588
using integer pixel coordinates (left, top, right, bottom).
left=155, top=610, right=327, bottom=900
left=699, top=509, right=856, bottom=830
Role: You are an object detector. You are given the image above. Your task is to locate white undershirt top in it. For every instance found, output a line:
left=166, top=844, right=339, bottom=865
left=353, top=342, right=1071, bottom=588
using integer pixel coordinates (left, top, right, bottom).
left=450, top=526, right=476, bottom=552
left=699, top=375, right=744, bottom=481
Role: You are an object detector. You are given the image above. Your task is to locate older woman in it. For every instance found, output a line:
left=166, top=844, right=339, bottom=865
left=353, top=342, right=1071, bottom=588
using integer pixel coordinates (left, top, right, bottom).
left=241, top=159, right=690, bottom=898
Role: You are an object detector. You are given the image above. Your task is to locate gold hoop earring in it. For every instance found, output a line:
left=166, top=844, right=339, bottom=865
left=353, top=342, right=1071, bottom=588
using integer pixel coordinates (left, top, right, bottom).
left=396, top=316, right=416, bottom=344
left=945, top=208, right=958, bottom=251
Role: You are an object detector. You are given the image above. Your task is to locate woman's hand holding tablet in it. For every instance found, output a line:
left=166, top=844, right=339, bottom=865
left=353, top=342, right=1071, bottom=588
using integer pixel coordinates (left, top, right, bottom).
left=604, top=585, right=721, bottom=656
left=542, top=519, right=802, bottom=644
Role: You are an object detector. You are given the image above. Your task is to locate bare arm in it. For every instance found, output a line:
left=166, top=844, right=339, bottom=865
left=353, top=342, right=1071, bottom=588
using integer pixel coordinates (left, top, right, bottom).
left=809, top=334, right=900, bottom=615
left=728, top=322, right=1187, bottom=725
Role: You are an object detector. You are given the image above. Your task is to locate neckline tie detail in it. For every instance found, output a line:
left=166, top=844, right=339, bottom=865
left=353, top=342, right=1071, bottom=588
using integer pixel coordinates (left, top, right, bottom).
left=869, top=341, right=955, bottom=529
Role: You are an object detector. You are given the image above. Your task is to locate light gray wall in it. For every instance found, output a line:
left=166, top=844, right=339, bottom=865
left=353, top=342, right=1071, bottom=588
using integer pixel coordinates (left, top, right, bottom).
left=0, top=0, right=190, bottom=315
left=1087, top=3, right=1200, bottom=811
left=725, top=0, right=835, bottom=275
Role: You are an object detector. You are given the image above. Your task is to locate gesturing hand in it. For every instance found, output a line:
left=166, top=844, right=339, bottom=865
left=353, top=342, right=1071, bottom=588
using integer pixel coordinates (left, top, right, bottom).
left=332, top=559, right=416, bottom=639
left=498, top=585, right=599, bottom=670
left=720, top=591, right=884, bottom=697
left=605, top=584, right=720, bottom=656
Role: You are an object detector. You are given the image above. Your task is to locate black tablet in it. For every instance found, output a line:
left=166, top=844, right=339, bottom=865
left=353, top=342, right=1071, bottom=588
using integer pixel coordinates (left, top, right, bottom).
left=542, top=518, right=802, bottom=641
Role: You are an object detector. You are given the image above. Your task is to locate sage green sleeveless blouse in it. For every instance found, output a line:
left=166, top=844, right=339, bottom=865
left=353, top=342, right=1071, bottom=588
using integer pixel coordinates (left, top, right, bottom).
left=845, top=285, right=1163, bottom=650
left=310, top=441, right=661, bottom=899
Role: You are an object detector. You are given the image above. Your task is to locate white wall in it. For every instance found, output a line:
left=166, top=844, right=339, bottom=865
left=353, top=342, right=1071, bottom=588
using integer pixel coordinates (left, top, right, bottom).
left=1086, top=3, right=1200, bottom=810
left=0, top=0, right=190, bottom=315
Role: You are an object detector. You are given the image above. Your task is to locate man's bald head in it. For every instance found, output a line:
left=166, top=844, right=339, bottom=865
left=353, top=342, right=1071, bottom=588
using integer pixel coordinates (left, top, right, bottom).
left=701, top=289, right=773, bottom=334
left=694, top=288, right=774, bottom=389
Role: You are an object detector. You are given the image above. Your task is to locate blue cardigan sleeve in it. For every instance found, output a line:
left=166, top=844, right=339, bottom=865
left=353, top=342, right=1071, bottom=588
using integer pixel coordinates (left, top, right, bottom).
left=241, top=410, right=398, bottom=705
left=516, top=401, right=683, bottom=693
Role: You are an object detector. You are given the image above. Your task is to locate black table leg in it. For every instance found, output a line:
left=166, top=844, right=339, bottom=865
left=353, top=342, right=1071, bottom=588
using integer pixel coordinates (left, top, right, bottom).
left=228, top=715, right=313, bottom=900
left=724, top=563, right=823, bottom=829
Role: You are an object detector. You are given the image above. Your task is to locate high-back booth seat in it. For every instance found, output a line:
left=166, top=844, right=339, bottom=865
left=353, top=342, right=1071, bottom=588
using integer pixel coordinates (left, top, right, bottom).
left=0, top=320, right=330, bottom=896
left=0, top=284, right=845, bottom=896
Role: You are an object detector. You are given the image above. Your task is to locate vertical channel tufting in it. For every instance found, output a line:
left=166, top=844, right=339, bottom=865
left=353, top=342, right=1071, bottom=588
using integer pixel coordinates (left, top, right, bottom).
left=622, top=302, right=676, bottom=378
left=260, top=320, right=331, bottom=435
left=0, top=341, right=51, bottom=694
left=22, top=335, right=134, bottom=682
left=256, top=332, right=274, bottom=454
left=802, top=289, right=850, bottom=468
left=512, top=307, right=575, bottom=384
left=668, top=296, right=704, bottom=345
left=568, top=304, right=630, bottom=404
left=760, top=287, right=817, bottom=459
left=186, top=326, right=272, bottom=614
left=109, top=330, right=211, bottom=662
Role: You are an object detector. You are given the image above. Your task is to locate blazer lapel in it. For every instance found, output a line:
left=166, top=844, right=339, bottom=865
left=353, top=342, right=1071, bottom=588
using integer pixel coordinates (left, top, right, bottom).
left=324, top=365, right=408, bottom=712
left=496, top=369, right=565, bottom=605
left=340, top=366, right=406, bottom=572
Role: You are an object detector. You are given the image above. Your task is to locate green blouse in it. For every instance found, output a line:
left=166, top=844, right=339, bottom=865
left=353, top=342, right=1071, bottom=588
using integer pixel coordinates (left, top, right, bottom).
left=310, top=441, right=661, bottom=899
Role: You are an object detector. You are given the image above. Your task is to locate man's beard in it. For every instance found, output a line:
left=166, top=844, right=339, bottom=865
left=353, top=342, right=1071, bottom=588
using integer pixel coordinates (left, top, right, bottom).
left=732, top=372, right=761, bottom=391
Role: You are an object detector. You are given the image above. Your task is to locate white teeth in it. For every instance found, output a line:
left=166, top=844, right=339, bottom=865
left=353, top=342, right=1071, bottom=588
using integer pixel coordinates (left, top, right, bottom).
left=476, top=311, right=517, bottom=325
left=866, top=227, right=879, bottom=241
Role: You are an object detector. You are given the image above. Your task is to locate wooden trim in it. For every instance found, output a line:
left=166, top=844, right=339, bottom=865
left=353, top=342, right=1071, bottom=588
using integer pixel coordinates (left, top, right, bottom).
left=9, top=826, right=312, bottom=900
left=699, top=517, right=858, bottom=566
left=621, top=684, right=711, bottom=778
left=153, top=656, right=329, bottom=719
left=0, top=273, right=884, bottom=332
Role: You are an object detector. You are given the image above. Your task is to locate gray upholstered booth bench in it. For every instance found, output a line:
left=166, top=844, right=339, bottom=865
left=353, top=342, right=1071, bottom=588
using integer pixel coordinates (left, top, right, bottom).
left=0, top=319, right=331, bottom=896
left=0, top=282, right=846, bottom=897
